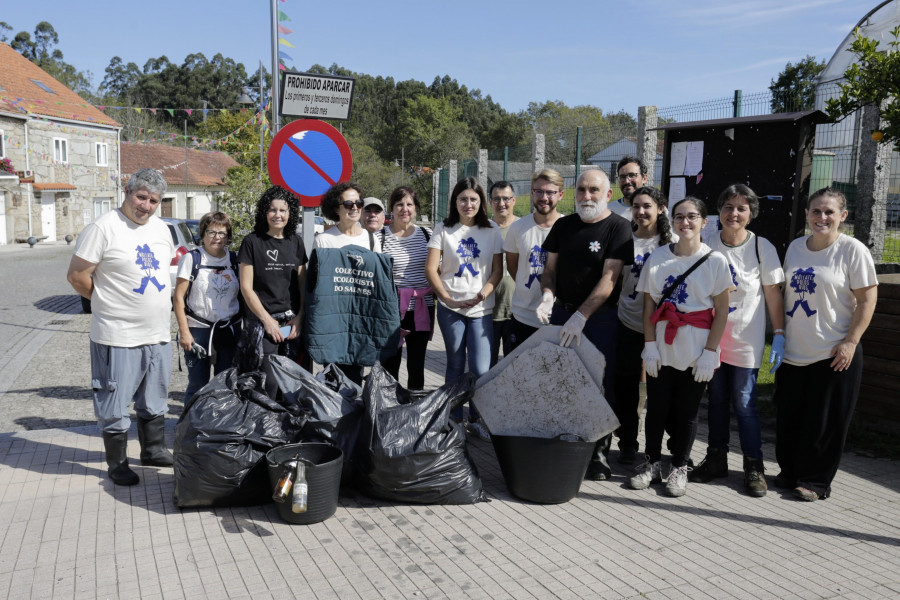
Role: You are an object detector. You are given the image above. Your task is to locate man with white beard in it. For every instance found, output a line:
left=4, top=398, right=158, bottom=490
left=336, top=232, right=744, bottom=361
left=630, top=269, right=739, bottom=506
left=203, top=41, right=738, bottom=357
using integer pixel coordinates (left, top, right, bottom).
left=538, top=169, right=633, bottom=480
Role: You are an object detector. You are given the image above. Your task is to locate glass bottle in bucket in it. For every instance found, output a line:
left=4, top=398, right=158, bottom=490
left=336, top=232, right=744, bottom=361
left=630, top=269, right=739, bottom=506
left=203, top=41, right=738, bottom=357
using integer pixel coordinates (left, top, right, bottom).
left=292, top=461, right=308, bottom=514
left=272, top=454, right=299, bottom=503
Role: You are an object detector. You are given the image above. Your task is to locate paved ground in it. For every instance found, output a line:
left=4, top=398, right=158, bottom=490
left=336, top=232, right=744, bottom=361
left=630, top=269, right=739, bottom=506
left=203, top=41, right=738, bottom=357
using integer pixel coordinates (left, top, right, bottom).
left=1, top=240, right=899, bottom=599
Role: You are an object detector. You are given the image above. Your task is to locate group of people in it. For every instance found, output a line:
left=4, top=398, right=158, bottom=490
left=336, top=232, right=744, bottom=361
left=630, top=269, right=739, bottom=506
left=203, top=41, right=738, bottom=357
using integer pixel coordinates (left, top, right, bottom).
left=69, top=161, right=879, bottom=504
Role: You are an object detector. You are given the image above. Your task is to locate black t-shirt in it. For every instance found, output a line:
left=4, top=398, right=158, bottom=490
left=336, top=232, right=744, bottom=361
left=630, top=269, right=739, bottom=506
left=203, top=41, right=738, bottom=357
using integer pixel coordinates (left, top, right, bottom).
left=542, top=212, right=633, bottom=309
left=237, top=232, right=308, bottom=316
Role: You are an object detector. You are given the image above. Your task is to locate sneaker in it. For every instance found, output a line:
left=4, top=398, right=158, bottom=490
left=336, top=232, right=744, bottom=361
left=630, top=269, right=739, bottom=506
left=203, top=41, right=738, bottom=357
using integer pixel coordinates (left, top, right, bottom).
left=618, top=447, right=638, bottom=465
left=628, top=456, right=662, bottom=490
left=793, top=486, right=819, bottom=502
left=665, top=465, right=691, bottom=497
left=469, top=420, right=491, bottom=442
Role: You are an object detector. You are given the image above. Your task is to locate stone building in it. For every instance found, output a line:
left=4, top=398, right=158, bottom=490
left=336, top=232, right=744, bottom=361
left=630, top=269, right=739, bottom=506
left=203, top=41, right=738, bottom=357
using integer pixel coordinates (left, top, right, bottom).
left=0, top=42, right=121, bottom=245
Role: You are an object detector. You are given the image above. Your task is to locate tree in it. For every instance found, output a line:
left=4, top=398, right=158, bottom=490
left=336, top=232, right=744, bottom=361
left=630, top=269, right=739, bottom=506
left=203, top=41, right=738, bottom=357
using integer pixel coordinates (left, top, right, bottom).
left=218, top=167, right=271, bottom=247
left=9, top=21, right=93, bottom=96
left=396, top=95, right=477, bottom=170
left=526, top=100, right=612, bottom=163
left=769, top=55, right=825, bottom=113
left=200, top=110, right=271, bottom=170
left=0, top=22, right=11, bottom=42
left=825, top=25, right=900, bottom=151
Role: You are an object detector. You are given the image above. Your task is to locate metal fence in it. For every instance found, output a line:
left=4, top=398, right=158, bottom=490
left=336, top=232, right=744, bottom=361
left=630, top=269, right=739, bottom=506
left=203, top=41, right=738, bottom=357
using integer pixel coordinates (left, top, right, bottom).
left=436, top=83, right=899, bottom=262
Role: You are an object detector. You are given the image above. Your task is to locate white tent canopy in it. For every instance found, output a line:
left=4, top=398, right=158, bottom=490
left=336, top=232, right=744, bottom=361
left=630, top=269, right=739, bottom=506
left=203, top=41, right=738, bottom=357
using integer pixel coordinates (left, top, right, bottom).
left=819, top=0, right=900, bottom=84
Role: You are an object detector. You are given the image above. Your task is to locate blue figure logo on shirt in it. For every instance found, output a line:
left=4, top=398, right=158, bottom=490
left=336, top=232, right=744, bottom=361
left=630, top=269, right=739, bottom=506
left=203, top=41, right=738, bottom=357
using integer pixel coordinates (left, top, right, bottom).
left=786, top=267, right=817, bottom=318
left=132, top=244, right=165, bottom=294
left=662, top=274, right=689, bottom=305
left=526, top=245, right=546, bottom=288
left=454, top=237, right=481, bottom=277
left=628, top=252, right=650, bottom=299
left=727, top=263, right=739, bottom=313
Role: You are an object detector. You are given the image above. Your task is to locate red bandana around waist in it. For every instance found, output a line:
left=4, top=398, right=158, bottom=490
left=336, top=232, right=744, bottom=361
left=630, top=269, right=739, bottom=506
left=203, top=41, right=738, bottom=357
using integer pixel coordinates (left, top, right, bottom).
left=650, top=302, right=714, bottom=345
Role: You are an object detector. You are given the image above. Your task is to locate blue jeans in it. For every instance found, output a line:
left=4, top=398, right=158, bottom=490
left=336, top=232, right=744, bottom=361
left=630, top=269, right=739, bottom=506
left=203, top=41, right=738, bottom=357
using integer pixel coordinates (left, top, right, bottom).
left=706, top=363, right=762, bottom=459
left=437, top=303, right=492, bottom=421
left=184, top=324, right=239, bottom=403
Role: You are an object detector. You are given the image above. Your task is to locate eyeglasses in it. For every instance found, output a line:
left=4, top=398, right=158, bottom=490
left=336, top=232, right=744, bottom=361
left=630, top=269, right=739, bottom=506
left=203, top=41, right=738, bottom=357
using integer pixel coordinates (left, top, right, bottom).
left=491, top=196, right=514, bottom=204
left=341, top=200, right=364, bottom=209
left=532, top=189, right=560, bottom=198
left=618, top=172, right=643, bottom=181
left=205, top=231, right=228, bottom=238
left=673, top=213, right=702, bottom=223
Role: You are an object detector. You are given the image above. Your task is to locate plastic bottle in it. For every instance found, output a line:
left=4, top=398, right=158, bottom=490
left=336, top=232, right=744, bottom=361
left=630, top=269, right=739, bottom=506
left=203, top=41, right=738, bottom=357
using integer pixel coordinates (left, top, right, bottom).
left=291, top=462, right=308, bottom=514
left=272, top=456, right=299, bottom=503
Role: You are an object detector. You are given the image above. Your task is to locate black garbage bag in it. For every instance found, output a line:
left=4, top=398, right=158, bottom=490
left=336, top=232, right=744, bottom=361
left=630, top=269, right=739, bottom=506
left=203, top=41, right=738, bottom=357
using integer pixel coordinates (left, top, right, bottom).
left=355, top=363, right=487, bottom=504
left=263, top=357, right=364, bottom=480
left=173, top=367, right=308, bottom=508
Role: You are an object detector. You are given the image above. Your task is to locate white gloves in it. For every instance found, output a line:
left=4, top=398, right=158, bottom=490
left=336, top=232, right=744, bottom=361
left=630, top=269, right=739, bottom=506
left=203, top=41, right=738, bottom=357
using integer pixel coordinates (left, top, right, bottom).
left=559, top=311, right=587, bottom=348
left=693, top=349, right=719, bottom=382
left=641, top=342, right=661, bottom=378
left=536, top=291, right=554, bottom=325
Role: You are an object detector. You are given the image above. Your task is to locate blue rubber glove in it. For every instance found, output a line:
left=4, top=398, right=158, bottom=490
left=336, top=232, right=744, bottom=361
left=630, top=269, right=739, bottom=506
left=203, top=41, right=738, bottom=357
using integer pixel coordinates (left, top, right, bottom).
left=769, top=334, right=785, bottom=373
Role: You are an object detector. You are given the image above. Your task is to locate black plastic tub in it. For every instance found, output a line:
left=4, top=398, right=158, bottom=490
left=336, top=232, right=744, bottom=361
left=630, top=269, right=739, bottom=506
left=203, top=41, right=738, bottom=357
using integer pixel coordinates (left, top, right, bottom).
left=491, top=434, right=595, bottom=504
left=266, top=443, right=343, bottom=524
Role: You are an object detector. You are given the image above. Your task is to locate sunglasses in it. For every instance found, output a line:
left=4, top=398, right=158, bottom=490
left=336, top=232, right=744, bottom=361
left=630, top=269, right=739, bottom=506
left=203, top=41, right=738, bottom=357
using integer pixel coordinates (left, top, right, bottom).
left=342, top=200, right=364, bottom=209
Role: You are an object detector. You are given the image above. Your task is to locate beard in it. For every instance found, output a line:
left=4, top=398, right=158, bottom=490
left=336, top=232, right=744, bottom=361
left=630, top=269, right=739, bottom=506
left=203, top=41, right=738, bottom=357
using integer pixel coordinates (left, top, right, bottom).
left=577, top=202, right=603, bottom=221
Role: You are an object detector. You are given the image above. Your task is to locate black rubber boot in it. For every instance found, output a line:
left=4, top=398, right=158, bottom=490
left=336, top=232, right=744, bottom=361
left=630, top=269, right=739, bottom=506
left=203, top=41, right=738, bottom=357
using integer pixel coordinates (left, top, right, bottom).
left=102, top=432, right=140, bottom=486
left=743, top=456, right=768, bottom=497
left=585, top=434, right=613, bottom=480
left=688, top=446, right=728, bottom=483
left=137, top=415, right=175, bottom=467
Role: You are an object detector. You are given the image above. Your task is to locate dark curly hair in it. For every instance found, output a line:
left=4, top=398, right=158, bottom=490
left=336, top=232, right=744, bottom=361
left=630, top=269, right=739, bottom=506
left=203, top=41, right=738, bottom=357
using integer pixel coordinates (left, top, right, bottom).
left=631, top=186, right=673, bottom=246
left=321, top=181, right=364, bottom=222
left=253, top=186, right=300, bottom=235
left=444, top=177, right=491, bottom=228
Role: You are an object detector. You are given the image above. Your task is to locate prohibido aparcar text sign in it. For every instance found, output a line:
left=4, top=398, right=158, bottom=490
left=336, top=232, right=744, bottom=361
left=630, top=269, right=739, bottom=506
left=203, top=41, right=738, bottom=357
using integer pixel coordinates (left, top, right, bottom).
left=279, top=71, right=355, bottom=121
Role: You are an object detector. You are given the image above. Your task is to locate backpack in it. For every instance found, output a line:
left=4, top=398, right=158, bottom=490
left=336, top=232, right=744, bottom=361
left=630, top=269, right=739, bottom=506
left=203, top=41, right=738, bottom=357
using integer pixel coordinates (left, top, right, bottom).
left=184, top=248, right=241, bottom=325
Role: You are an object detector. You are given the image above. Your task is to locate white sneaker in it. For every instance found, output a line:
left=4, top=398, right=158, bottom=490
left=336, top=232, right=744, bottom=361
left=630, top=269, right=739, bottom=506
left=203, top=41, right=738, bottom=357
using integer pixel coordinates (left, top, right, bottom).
left=666, top=465, right=691, bottom=497
left=628, top=456, right=662, bottom=490
left=469, top=420, right=491, bottom=442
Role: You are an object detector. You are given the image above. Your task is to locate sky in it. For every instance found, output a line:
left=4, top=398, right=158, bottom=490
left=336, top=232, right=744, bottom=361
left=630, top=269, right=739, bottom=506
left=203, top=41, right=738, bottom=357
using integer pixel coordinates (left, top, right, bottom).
left=0, top=0, right=887, bottom=116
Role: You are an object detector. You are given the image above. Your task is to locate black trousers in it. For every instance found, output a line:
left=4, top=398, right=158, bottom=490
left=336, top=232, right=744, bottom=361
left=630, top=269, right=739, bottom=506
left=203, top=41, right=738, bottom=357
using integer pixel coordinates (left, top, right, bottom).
left=613, top=323, right=645, bottom=453
left=382, top=306, right=434, bottom=390
left=774, top=346, right=862, bottom=499
left=507, top=316, right=539, bottom=353
left=645, top=366, right=707, bottom=467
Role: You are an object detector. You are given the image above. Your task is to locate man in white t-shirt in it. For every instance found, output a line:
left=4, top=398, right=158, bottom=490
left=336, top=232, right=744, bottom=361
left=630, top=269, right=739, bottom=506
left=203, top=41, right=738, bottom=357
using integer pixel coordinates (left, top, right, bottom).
left=503, top=169, right=563, bottom=350
left=608, top=156, right=649, bottom=220
left=67, top=168, right=176, bottom=486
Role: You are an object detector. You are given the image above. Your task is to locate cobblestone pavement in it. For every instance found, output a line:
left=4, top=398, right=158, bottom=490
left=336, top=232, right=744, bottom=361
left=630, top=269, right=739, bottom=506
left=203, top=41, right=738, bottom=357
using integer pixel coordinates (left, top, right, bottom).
left=1, top=240, right=899, bottom=599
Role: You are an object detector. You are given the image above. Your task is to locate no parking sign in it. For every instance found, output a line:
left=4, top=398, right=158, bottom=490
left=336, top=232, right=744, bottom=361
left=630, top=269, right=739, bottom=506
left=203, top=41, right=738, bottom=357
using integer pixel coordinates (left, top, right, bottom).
left=267, top=119, right=353, bottom=207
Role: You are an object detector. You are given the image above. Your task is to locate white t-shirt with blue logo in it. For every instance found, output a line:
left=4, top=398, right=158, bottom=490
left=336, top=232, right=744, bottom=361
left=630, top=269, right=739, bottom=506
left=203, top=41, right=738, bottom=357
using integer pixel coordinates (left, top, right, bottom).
left=428, top=221, right=503, bottom=319
left=619, top=234, right=666, bottom=333
left=782, top=234, right=877, bottom=366
left=707, top=232, right=785, bottom=368
left=502, top=214, right=554, bottom=328
left=636, top=243, right=734, bottom=371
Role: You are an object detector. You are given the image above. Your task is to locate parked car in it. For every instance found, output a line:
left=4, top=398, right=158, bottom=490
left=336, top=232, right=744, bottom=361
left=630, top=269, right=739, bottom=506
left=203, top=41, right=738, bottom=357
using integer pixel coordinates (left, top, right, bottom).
left=184, top=219, right=201, bottom=245
left=296, top=215, right=326, bottom=235
left=80, top=217, right=197, bottom=313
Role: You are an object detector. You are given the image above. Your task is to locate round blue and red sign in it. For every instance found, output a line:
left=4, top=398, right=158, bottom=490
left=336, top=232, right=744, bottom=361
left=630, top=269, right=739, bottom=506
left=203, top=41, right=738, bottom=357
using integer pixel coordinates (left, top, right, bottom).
left=267, top=119, right=353, bottom=207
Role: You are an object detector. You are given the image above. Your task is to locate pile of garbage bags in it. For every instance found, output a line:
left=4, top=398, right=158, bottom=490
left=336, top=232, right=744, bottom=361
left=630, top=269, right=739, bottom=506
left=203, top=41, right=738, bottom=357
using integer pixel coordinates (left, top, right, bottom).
left=173, top=357, right=486, bottom=508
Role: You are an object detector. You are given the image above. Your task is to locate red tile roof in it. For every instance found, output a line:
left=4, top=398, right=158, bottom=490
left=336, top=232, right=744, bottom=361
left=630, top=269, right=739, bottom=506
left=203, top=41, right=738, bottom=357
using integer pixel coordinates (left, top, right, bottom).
left=0, top=43, right=120, bottom=128
left=33, top=183, right=77, bottom=191
left=121, top=144, right=240, bottom=188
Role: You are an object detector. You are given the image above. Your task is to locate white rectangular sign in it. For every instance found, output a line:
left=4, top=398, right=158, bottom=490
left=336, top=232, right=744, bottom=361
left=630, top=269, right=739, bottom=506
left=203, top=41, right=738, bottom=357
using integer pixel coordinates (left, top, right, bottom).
left=280, top=71, right=355, bottom=121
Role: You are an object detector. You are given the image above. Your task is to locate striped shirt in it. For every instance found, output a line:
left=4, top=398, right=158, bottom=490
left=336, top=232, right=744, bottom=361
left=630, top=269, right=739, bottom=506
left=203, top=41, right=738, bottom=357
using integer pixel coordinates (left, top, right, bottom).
left=380, top=226, right=434, bottom=309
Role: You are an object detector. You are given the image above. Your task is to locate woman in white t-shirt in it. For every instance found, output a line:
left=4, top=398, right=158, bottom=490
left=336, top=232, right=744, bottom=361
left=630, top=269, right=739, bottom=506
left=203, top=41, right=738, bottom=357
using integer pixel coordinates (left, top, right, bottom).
left=380, top=186, right=434, bottom=390
left=774, top=187, right=878, bottom=502
left=425, top=177, right=503, bottom=439
left=174, top=212, right=241, bottom=402
left=630, top=197, right=734, bottom=498
left=690, top=184, right=785, bottom=497
left=615, top=186, right=674, bottom=465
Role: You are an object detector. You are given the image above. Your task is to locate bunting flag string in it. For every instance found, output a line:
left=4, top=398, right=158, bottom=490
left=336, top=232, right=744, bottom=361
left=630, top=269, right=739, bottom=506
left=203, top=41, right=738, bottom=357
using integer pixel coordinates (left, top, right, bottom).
left=277, top=1, right=294, bottom=72
left=1, top=93, right=264, bottom=120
